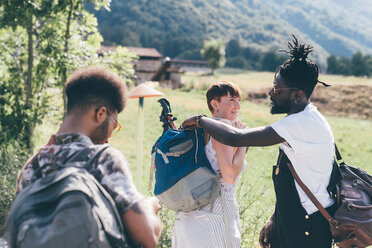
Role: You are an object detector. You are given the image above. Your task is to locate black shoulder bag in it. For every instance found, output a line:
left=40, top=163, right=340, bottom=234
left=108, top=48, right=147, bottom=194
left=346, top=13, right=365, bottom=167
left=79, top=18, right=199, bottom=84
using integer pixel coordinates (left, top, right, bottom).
left=287, top=145, right=372, bottom=248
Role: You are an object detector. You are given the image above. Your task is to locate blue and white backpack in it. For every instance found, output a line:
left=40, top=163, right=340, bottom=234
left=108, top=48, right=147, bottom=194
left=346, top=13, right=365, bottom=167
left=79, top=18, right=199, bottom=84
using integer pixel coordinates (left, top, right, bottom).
left=149, top=128, right=220, bottom=212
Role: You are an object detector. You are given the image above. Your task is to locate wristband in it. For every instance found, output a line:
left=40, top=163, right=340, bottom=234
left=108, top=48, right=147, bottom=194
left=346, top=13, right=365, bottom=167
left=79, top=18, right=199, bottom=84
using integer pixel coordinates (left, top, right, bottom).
left=196, top=114, right=206, bottom=127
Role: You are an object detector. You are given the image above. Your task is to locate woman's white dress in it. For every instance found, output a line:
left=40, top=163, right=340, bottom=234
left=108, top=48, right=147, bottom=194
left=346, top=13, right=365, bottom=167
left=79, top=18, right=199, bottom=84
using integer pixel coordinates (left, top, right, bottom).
left=171, top=138, right=246, bottom=248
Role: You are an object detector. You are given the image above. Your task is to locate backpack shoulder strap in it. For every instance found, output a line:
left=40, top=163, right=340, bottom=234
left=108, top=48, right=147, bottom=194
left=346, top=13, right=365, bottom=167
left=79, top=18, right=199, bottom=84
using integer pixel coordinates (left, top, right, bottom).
left=334, top=144, right=345, bottom=166
left=31, top=155, right=42, bottom=179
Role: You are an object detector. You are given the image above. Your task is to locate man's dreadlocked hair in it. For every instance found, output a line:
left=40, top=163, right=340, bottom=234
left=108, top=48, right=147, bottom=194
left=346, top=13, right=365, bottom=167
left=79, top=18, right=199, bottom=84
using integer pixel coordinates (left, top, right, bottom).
left=275, top=35, right=330, bottom=98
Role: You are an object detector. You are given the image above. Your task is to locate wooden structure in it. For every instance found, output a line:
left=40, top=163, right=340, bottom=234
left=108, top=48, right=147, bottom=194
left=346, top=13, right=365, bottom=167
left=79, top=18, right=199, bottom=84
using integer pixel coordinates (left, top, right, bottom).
left=172, top=59, right=210, bottom=73
left=98, top=46, right=183, bottom=88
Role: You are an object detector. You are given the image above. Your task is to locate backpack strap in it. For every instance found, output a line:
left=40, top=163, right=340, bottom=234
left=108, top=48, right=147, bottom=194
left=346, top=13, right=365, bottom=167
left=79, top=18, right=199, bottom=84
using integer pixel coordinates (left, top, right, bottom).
left=156, top=149, right=170, bottom=164
left=31, top=155, right=42, bottom=179
left=148, top=152, right=156, bottom=192
left=334, top=144, right=345, bottom=166
left=221, top=194, right=233, bottom=248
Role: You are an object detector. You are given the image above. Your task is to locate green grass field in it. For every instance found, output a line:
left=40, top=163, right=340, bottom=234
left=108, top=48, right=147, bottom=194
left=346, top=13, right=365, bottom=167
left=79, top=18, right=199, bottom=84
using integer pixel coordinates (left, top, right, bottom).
left=26, top=71, right=372, bottom=247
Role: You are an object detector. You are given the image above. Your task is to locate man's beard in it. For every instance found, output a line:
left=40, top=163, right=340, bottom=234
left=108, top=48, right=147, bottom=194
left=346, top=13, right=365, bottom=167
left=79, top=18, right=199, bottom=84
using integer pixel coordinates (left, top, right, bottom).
left=90, top=117, right=109, bottom=144
left=270, top=98, right=291, bottom=114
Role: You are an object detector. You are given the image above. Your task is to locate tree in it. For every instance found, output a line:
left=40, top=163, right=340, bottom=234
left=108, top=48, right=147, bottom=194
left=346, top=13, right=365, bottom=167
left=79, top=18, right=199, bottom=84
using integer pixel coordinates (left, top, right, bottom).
left=0, top=0, right=57, bottom=149
left=258, top=49, right=287, bottom=72
left=201, top=39, right=226, bottom=74
left=365, top=55, right=372, bottom=76
left=351, top=51, right=369, bottom=77
left=242, top=46, right=259, bottom=61
left=53, top=0, right=111, bottom=114
left=0, top=0, right=136, bottom=150
left=327, top=55, right=340, bottom=74
left=226, top=39, right=241, bottom=58
left=338, top=56, right=351, bottom=75
left=226, top=56, right=246, bottom=69
left=98, top=46, right=138, bottom=86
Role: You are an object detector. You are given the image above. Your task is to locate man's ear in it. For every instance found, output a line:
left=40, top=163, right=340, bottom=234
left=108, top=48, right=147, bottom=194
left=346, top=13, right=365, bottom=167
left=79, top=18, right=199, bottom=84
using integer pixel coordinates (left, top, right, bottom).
left=95, top=106, right=107, bottom=123
left=291, top=90, right=302, bottom=101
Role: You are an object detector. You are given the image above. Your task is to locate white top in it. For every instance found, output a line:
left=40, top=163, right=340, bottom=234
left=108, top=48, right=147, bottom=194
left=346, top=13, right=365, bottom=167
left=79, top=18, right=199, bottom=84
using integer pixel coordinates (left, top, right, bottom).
left=271, top=103, right=335, bottom=215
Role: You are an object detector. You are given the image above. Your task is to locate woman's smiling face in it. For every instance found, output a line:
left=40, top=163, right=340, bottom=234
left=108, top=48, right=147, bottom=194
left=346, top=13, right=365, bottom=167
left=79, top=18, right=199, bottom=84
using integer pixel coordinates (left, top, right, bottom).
left=211, top=92, right=241, bottom=121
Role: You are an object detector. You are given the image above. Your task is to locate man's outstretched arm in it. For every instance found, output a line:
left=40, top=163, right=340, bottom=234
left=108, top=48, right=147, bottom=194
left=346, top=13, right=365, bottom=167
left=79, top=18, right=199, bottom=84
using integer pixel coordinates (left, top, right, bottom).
left=181, top=115, right=284, bottom=147
left=123, top=197, right=162, bottom=248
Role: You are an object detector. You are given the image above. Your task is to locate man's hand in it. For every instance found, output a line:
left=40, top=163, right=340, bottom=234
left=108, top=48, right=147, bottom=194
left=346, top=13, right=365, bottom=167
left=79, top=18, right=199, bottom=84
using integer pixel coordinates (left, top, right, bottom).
left=259, top=219, right=274, bottom=248
left=123, top=197, right=162, bottom=248
left=148, top=196, right=162, bottom=215
left=180, top=115, right=199, bottom=130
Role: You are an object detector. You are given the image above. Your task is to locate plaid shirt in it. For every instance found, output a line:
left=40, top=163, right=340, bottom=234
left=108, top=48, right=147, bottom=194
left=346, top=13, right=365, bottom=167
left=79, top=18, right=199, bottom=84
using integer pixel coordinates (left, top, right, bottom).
left=16, top=133, right=142, bottom=215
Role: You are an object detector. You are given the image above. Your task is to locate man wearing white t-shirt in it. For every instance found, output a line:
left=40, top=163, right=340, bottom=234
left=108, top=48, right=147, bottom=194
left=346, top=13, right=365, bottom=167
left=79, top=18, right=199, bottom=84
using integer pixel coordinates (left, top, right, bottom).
left=181, top=36, right=338, bottom=248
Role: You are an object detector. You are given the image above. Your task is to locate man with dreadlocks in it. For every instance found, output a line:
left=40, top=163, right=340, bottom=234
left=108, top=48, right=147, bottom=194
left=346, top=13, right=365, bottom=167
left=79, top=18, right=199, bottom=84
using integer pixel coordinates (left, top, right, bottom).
left=180, top=36, right=337, bottom=248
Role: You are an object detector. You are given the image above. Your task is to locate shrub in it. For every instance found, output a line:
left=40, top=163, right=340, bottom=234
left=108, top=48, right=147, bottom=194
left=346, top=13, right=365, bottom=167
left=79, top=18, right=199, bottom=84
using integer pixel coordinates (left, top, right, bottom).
left=157, top=206, right=176, bottom=247
left=0, top=141, right=28, bottom=235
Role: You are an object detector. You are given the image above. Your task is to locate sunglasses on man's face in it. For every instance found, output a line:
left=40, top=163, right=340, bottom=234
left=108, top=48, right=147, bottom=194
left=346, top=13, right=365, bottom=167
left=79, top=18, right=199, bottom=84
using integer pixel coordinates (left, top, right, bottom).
left=106, top=109, right=122, bottom=138
left=96, top=107, right=122, bottom=138
left=272, top=84, right=299, bottom=94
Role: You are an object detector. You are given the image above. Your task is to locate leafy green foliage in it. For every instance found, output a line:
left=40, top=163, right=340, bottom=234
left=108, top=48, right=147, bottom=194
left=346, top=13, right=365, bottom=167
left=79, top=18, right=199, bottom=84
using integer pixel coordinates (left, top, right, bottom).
left=0, top=27, right=49, bottom=145
left=0, top=141, right=28, bottom=235
left=0, top=0, right=137, bottom=148
left=201, top=39, right=226, bottom=74
left=97, top=46, right=138, bottom=87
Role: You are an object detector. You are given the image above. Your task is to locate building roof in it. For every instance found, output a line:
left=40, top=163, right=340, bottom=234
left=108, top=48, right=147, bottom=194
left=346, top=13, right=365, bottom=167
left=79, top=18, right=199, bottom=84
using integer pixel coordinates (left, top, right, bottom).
left=127, top=47, right=162, bottom=58
left=172, top=59, right=208, bottom=65
left=97, top=46, right=162, bottom=58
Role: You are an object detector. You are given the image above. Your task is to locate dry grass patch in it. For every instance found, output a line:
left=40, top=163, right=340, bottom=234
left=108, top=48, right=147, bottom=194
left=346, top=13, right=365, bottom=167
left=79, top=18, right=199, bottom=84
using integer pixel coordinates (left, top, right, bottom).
left=311, top=84, right=372, bottom=120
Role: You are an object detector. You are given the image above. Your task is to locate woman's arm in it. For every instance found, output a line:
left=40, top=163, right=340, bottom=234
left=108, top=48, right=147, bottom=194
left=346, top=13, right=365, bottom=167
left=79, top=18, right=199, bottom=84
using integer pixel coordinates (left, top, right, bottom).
left=212, top=119, right=247, bottom=184
left=213, top=138, right=246, bottom=184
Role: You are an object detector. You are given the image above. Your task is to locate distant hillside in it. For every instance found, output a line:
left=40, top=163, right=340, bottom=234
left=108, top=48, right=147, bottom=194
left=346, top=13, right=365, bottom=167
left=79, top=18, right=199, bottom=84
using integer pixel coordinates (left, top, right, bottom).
left=92, top=0, right=372, bottom=66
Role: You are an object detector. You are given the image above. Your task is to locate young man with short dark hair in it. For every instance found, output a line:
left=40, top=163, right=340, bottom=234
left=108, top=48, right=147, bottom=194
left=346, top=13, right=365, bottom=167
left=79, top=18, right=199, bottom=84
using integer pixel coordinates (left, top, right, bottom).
left=17, top=66, right=162, bottom=248
left=181, top=37, right=337, bottom=248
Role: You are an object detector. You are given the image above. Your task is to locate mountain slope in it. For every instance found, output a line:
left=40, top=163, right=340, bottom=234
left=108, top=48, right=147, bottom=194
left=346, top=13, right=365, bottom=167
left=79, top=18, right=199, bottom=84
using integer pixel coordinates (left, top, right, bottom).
left=92, top=0, right=372, bottom=65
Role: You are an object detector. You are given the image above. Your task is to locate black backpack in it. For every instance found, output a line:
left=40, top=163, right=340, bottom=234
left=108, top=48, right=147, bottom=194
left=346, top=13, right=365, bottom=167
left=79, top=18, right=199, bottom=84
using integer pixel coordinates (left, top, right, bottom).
left=6, top=145, right=130, bottom=248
